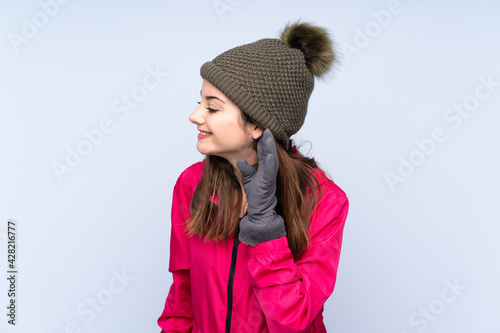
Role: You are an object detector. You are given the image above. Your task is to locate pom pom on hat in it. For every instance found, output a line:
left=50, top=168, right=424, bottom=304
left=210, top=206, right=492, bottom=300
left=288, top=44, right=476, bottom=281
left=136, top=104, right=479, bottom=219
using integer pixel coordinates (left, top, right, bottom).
left=280, top=21, right=336, bottom=78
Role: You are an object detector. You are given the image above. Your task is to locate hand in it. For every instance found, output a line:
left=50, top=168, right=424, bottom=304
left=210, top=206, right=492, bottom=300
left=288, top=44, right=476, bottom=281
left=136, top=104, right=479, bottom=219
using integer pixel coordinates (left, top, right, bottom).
left=237, top=128, right=279, bottom=219
left=236, top=129, right=286, bottom=245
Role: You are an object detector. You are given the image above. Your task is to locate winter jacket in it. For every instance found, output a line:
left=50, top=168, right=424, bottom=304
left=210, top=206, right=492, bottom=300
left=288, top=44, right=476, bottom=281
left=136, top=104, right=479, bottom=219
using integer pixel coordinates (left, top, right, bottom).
left=158, top=159, right=349, bottom=332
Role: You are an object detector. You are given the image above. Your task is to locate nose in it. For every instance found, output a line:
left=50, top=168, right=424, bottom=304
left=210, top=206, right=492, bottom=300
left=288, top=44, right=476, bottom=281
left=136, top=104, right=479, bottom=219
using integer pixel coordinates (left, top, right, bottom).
left=189, top=103, right=205, bottom=126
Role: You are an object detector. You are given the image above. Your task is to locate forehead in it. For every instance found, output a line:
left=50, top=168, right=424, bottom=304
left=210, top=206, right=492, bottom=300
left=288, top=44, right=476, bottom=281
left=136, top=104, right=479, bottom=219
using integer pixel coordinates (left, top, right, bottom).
left=200, top=80, right=244, bottom=114
left=201, top=79, right=224, bottom=96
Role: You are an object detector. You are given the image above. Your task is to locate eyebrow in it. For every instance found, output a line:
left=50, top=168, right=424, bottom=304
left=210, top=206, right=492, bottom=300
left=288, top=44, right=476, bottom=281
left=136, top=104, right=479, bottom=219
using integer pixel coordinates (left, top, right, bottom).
left=206, top=96, right=226, bottom=104
left=200, top=90, right=226, bottom=104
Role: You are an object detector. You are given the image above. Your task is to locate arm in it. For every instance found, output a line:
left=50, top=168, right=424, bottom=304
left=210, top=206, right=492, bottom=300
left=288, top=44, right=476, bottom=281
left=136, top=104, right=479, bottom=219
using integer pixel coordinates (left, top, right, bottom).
left=237, top=129, right=349, bottom=331
left=246, top=187, right=349, bottom=333
left=158, top=176, right=194, bottom=332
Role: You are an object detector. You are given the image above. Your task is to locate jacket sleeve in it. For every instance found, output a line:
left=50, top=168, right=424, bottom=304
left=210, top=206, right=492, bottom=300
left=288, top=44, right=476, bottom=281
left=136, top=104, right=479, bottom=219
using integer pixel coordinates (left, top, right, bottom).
left=158, top=175, right=194, bottom=332
left=246, top=180, right=349, bottom=333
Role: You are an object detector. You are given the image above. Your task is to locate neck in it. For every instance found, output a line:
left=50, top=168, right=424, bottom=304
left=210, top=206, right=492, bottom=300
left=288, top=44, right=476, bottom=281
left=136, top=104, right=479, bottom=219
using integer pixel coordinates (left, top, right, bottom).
left=228, top=151, right=258, bottom=177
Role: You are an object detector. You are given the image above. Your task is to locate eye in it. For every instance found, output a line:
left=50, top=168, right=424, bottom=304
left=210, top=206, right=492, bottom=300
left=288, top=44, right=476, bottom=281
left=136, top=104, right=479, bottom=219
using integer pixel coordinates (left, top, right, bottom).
left=197, top=101, right=217, bottom=113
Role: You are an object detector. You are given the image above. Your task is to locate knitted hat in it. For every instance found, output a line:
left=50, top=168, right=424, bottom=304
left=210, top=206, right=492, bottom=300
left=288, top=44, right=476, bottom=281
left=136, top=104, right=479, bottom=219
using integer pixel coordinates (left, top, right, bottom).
left=200, top=21, right=336, bottom=150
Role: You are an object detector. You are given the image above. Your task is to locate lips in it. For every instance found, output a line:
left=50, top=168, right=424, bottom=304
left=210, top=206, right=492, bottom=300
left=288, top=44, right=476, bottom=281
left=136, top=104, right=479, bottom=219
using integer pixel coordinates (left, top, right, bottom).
left=198, top=131, right=212, bottom=139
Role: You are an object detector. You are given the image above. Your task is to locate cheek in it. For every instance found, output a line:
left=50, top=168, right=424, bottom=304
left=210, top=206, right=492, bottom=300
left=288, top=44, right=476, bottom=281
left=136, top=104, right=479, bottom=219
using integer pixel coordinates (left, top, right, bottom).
left=230, top=122, right=251, bottom=141
left=210, top=116, right=250, bottom=145
left=219, top=120, right=243, bottom=137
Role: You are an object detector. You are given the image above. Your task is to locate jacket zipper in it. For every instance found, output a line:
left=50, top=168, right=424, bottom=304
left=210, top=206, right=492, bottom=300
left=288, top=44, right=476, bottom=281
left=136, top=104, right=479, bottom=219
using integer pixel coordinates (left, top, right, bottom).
left=225, top=219, right=241, bottom=333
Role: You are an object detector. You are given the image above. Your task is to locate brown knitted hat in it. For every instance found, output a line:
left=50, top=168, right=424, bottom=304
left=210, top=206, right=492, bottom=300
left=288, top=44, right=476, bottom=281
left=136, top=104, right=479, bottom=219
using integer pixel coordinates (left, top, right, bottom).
left=200, top=21, right=336, bottom=150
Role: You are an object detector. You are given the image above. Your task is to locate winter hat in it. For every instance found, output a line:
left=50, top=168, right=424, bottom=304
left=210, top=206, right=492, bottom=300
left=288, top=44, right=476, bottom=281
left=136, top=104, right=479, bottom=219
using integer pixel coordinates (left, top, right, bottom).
left=200, top=21, right=337, bottom=150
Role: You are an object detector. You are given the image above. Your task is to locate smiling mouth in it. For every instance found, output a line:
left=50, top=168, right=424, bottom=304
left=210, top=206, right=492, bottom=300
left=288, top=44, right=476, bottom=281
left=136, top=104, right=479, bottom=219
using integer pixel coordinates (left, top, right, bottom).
left=199, top=131, right=212, bottom=136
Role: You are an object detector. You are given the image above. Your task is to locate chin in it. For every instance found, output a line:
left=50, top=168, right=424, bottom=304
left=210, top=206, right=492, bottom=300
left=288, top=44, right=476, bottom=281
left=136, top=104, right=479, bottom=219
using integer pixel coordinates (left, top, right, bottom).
left=196, top=142, right=207, bottom=154
left=196, top=146, right=217, bottom=158
left=196, top=148, right=208, bottom=156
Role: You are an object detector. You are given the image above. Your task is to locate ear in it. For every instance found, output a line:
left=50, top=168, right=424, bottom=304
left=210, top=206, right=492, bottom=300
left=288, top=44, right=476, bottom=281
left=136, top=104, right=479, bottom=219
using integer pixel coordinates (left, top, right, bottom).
left=250, top=125, right=264, bottom=140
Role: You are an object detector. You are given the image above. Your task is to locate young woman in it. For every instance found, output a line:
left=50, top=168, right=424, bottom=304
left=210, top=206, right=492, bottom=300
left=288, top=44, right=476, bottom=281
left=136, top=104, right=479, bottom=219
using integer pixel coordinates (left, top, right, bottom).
left=158, top=21, right=349, bottom=332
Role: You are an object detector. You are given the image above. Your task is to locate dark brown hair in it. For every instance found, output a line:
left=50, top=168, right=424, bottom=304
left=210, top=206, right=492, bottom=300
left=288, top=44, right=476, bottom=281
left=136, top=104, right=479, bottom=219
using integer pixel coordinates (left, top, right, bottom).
left=185, top=112, right=323, bottom=260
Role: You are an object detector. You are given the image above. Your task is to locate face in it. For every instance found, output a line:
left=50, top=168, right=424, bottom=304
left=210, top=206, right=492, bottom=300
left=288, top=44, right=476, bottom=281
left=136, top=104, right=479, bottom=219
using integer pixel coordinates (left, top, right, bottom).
left=189, top=80, right=263, bottom=166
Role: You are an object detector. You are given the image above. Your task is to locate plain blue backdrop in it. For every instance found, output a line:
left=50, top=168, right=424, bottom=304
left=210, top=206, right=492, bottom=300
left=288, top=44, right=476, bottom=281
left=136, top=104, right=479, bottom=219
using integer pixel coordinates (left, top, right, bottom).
left=1, top=0, right=499, bottom=332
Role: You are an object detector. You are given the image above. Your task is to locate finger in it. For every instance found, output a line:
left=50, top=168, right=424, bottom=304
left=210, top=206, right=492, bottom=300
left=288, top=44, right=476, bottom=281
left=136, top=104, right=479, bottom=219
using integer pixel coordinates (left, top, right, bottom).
left=257, top=129, right=268, bottom=163
left=258, top=129, right=273, bottom=162
left=236, top=159, right=256, bottom=180
left=263, top=130, right=278, bottom=167
left=263, top=153, right=278, bottom=182
left=264, top=132, right=278, bottom=160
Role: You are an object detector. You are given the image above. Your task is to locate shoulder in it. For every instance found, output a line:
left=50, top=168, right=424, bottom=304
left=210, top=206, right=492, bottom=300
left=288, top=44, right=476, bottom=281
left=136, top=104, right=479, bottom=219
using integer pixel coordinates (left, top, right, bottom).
left=307, top=166, right=349, bottom=240
left=178, top=159, right=205, bottom=182
left=174, top=159, right=205, bottom=195
left=290, top=146, right=347, bottom=202
left=309, top=166, right=348, bottom=203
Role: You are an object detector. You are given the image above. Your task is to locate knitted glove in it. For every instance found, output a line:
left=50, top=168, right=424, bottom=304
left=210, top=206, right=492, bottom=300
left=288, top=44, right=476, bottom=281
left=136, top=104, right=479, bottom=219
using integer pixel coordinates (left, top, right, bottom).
left=236, top=129, right=286, bottom=246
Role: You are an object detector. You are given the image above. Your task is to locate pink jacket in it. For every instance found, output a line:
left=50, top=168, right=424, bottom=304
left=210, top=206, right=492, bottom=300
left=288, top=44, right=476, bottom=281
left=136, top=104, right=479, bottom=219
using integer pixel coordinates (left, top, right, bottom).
left=158, top=159, right=349, bottom=332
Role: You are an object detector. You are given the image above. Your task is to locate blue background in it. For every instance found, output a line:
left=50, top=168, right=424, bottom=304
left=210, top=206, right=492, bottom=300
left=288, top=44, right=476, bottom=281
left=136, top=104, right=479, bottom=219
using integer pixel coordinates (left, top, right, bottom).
left=1, top=0, right=499, bottom=332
